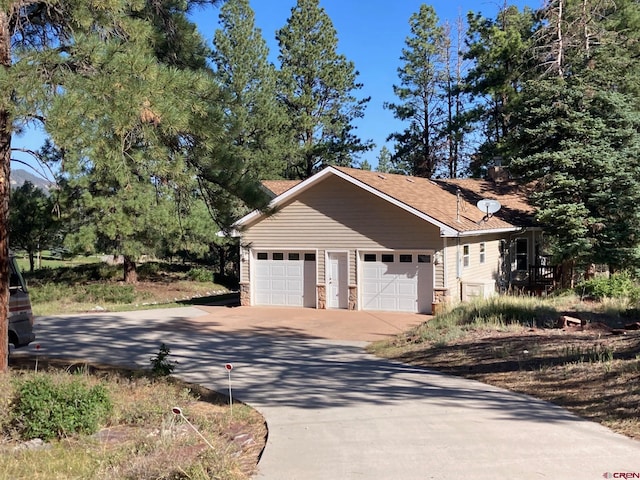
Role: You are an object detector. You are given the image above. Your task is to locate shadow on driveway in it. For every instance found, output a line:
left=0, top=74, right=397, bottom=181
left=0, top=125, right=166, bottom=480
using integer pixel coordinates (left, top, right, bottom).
left=25, top=308, right=580, bottom=427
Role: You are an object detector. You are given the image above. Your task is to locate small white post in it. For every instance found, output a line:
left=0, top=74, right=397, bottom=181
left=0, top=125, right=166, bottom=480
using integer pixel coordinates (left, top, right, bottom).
left=34, top=344, right=41, bottom=372
left=171, top=407, right=215, bottom=450
left=225, top=363, right=234, bottom=417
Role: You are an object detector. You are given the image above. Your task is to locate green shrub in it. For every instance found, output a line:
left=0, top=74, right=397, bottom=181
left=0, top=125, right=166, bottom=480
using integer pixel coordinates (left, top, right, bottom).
left=187, top=267, right=212, bottom=282
left=577, top=272, right=640, bottom=300
left=409, top=295, right=558, bottom=346
left=11, top=375, right=112, bottom=440
left=150, top=344, right=177, bottom=377
left=29, top=282, right=74, bottom=304
left=138, top=262, right=161, bottom=278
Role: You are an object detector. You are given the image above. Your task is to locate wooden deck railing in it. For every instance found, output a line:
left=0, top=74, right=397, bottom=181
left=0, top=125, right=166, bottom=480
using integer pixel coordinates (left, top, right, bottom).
left=528, top=264, right=559, bottom=291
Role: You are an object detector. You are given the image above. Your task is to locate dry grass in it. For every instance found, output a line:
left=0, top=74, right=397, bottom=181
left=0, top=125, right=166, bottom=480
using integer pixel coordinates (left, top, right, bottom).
left=0, top=357, right=266, bottom=480
left=369, top=295, right=640, bottom=440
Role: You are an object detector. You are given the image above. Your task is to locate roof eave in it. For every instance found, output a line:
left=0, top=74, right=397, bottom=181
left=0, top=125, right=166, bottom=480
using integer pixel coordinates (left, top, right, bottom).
left=441, top=226, right=529, bottom=238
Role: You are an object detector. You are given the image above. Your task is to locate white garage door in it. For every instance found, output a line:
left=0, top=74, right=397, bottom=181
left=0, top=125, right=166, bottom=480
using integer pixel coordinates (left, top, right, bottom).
left=361, top=252, right=433, bottom=313
left=253, top=251, right=316, bottom=307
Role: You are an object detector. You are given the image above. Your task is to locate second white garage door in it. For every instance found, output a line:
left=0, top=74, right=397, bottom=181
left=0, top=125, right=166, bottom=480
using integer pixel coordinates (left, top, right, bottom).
left=253, top=251, right=316, bottom=307
left=360, top=252, right=433, bottom=313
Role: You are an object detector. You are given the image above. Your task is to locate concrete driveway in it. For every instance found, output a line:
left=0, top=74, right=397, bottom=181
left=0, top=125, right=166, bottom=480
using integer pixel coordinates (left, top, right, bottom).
left=22, top=306, right=640, bottom=479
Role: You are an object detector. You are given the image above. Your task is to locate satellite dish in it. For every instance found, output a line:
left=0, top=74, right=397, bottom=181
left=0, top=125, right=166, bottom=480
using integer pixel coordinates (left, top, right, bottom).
left=477, top=199, right=501, bottom=216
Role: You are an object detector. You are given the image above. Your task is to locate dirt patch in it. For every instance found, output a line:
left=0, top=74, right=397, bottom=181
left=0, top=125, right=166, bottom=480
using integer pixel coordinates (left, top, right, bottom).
left=134, top=281, right=224, bottom=303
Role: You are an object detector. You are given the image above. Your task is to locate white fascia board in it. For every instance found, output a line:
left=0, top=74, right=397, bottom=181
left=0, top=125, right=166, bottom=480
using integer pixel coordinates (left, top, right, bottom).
left=233, top=209, right=262, bottom=229
left=442, top=226, right=524, bottom=238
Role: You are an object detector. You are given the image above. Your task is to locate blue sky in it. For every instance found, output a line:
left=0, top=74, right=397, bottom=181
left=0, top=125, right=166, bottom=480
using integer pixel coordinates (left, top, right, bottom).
left=12, top=0, right=538, bottom=177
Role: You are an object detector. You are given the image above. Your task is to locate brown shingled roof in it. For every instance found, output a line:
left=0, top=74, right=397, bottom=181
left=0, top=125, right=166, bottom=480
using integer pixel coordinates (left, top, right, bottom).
left=261, top=180, right=301, bottom=196
left=333, top=167, right=536, bottom=233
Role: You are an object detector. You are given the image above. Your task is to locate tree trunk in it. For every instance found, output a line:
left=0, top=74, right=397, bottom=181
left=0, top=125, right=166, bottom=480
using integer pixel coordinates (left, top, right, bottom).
left=28, top=251, right=35, bottom=272
left=0, top=10, right=12, bottom=373
left=560, top=258, right=575, bottom=289
left=123, top=256, right=138, bottom=284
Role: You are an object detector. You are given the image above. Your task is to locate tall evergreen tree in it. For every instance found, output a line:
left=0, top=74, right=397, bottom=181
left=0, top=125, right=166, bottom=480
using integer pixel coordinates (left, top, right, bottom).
left=9, top=181, right=59, bottom=272
left=376, top=146, right=393, bottom=173
left=507, top=0, right=640, bottom=274
left=276, top=0, right=371, bottom=179
left=462, top=5, right=536, bottom=176
left=212, top=0, right=287, bottom=181
left=441, top=17, right=470, bottom=178
left=43, top=9, right=222, bottom=282
left=385, top=4, right=447, bottom=178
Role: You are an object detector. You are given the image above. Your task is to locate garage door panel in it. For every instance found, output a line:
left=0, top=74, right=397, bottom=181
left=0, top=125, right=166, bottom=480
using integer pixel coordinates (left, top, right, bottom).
left=397, top=282, right=416, bottom=296
left=286, top=264, right=302, bottom=275
left=253, top=252, right=315, bottom=307
left=379, top=296, right=400, bottom=310
left=398, top=297, right=418, bottom=311
left=270, top=265, right=286, bottom=276
left=361, top=253, right=433, bottom=313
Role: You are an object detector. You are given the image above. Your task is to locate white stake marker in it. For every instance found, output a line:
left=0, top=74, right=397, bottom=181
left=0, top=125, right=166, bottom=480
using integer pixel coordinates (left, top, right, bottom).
left=225, top=363, right=234, bottom=417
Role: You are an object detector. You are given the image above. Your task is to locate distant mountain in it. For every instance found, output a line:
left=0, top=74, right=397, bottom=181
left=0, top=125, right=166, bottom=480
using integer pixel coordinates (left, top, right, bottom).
left=10, top=169, right=54, bottom=193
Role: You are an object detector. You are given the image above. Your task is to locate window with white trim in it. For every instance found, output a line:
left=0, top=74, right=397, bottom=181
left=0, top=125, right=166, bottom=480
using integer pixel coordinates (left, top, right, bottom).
left=479, top=242, right=486, bottom=264
left=463, top=244, right=470, bottom=268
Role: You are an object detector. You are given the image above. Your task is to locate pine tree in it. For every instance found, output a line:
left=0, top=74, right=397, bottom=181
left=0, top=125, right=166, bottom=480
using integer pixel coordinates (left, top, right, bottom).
left=9, top=181, right=59, bottom=272
left=385, top=5, right=447, bottom=178
left=441, top=17, right=470, bottom=178
left=376, top=146, right=393, bottom=173
left=212, top=0, right=288, bottom=182
left=276, top=0, right=371, bottom=179
left=462, top=5, right=536, bottom=176
left=507, top=0, right=640, bottom=273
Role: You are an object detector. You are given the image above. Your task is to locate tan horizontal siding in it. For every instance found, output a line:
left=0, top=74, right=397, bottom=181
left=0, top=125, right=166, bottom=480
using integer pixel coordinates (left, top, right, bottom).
left=444, top=241, right=459, bottom=299
left=435, top=262, right=444, bottom=290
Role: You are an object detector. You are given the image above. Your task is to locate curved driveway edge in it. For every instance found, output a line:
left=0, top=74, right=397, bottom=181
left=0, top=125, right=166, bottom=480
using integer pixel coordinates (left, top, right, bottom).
left=23, top=306, right=640, bottom=480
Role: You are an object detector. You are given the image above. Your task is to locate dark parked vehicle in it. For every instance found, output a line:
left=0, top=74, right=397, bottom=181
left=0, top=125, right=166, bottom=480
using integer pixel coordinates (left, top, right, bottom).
left=8, top=253, right=35, bottom=348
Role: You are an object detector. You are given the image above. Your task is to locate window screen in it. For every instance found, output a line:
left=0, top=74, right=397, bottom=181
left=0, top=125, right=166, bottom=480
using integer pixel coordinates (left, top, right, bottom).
left=463, top=245, right=470, bottom=267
